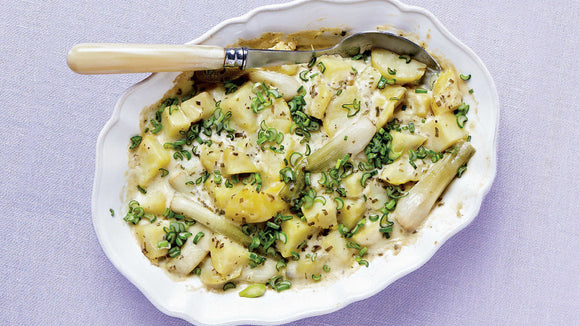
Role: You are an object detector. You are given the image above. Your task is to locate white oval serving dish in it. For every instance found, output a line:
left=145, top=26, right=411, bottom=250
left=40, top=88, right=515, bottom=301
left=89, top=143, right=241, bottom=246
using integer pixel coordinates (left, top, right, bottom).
left=92, top=0, right=499, bottom=324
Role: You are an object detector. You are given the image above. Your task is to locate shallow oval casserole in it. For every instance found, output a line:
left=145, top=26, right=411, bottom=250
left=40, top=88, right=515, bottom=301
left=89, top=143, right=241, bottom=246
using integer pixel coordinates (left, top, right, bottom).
left=92, top=0, right=499, bottom=325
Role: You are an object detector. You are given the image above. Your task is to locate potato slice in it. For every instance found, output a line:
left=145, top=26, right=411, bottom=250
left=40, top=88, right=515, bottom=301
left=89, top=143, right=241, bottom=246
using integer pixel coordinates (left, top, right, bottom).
left=199, top=258, right=237, bottom=286
left=321, top=230, right=353, bottom=266
left=220, top=82, right=257, bottom=133
left=422, top=111, right=468, bottom=152
left=431, top=69, right=463, bottom=115
left=204, top=179, right=243, bottom=212
left=338, top=198, right=366, bottom=229
left=277, top=217, right=317, bottom=258
left=135, top=135, right=170, bottom=187
left=225, top=185, right=288, bottom=223
left=405, top=90, right=431, bottom=118
left=307, top=78, right=332, bottom=120
left=134, top=220, right=170, bottom=264
left=140, top=186, right=166, bottom=216
left=222, top=146, right=257, bottom=175
left=342, top=172, right=365, bottom=198
left=371, top=49, right=427, bottom=84
left=181, top=91, right=216, bottom=123
left=198, top=142, right=224, bottom=173
left=374, top=86, right=406, bottom=128
left=302, top=196, right=338, bottom=229
left=351, top=219, right=383, bottom=247
left=162, top=103, right=191, bottom=139
left=390, top=130, right=428, bottom=154
left=380, top=154, right=425, bottom=185
left=209, top=234, right=249, bottom=276
left=324, top=85, right=360, bottom=137
left=319, top=55, right=355, bottom=86
left=262, top=97, right=293, bottom=132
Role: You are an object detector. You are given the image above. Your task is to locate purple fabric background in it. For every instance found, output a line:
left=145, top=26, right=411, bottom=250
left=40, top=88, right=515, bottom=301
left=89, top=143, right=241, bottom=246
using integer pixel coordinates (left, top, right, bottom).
left=1, top=0, right=578, bottom=325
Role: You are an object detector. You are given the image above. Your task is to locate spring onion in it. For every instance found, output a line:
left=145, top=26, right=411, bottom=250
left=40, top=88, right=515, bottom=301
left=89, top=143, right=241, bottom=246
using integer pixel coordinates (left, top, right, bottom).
left=170, top=194, right=252, bottom=246
left=239, top=284, right=267, bottom=298
left=393, top=140, right=475, bottom=232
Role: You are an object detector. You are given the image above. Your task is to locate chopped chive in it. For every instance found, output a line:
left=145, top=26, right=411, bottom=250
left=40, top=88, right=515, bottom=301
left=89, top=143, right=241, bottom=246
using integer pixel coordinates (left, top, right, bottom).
left=457, top=165, right=467, bottom=178
left=157, top=240, right=170, bottom=249
left=255, top=173, right=262, bottom=192
left=289, top=152, right=303, bottom=167
left=385, top=199, right=396, bottom=210
left=334, top=197, right=345, bottom=209
left=193, top=231, right=205, bottom=244
left=168, top=246, right=180, bottom=258
left=185, top=181, right=195, bottom=186
left=308, top=55, right=317, bottom=67
left=137, top=185, right=147, bottom=194
left=109, top=208, right=115, bottom=217
left=360, top=170, right=377, bottom=187
left=460, top=74, right=471, bottom=81
left=150, top=119, right=162, bottom=134
left=341, top=98, right=361, bottom=117
left=299, top=70, right=309, bottom=82
left=369, top=215, right=379, bottom=222
left=129, top=136, right=142, bottom=149
left=223, top=282, right=236, bottom=291
left=276, top=260, right=287, bottom=271
left=290, top=251, right=300, bottom=261
left=159, top=168, right=169, bottom=177
left=389, top=97, right=400, bottom=101
left=415, top=88, right=428, bottom=94
left=323, top=264, right=331, bottom=272
left=469, top=89, right=474, bottom=94
left=338, top=224, right=350, bottom=236
left=456, top=115, right=468, bottom=128
left=399, top=55, right=411, bottom=63
left=317, top=61, right=326, bottom=73
left=355, top=257, right=369, bottom=267
left=193, top=267, right=201, bottom=275
left=377, top=75, right=387, bottom=89
left=312, top=274, right=322, bottom=281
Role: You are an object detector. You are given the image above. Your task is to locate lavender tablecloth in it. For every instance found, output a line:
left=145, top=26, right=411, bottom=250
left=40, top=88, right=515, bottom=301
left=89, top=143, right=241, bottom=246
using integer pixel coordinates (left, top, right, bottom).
left=1, top=0, right=578, bottom=325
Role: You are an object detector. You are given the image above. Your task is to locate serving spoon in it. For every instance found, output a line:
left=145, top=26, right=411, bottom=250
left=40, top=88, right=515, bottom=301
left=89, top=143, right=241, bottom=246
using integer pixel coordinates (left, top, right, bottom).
left=67, top=32, right=440, bottom=74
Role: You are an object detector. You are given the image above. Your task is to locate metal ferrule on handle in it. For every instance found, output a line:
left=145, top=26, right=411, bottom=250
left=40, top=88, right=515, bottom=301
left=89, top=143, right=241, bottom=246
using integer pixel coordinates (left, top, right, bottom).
left=223, top=48, right=248, bottom=69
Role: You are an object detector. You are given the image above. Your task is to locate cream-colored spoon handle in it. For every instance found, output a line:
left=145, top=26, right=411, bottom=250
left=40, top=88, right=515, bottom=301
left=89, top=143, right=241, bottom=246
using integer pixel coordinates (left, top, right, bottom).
left=67, top=43, right=225, bottom=74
